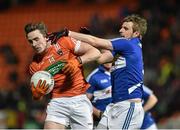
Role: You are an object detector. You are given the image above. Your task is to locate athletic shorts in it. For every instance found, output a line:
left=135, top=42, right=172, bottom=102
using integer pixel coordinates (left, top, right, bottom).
left=97, top=100, right=144, bottom=129
left=45, top=94, right=93, bottom=129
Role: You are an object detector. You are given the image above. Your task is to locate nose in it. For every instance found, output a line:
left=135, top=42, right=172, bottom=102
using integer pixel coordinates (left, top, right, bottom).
left=119, top=28, right=123, bottom=33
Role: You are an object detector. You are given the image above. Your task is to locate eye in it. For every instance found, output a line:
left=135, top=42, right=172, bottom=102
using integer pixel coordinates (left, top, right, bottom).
left=34, top=37, right=39, bottom=41
left=28, top=40, right=33, bottom=44
left=124, top=27, right=129, bottom=31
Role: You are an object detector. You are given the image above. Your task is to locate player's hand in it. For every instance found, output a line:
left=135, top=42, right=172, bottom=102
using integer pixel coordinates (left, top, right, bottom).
left=62, top=57, right=82, bottom=77
left=31, top=79, right=49, bottom=100
left=79, top=27, right=91, bottom=34
left=48, top=28, right=69, bottom=44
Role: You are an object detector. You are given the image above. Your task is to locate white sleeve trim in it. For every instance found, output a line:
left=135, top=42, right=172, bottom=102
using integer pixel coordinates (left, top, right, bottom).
left=74, top=40, right=81, bottom=53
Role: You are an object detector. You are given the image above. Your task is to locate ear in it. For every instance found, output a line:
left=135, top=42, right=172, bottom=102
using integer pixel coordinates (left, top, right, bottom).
left=133, top=31, right=140, bottom=37
left=45, top=37, right=49, bottom=41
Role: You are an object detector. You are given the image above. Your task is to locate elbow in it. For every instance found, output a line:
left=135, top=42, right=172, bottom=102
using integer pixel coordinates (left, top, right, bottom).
left=154, top=95, right=158, bottom=104
left=151, top=94, right=158, bottom=105
left=91, top=48, right=101, bottom=60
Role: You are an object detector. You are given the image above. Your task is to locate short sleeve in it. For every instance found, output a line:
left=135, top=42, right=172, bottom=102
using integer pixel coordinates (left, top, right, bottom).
left=143, top=85, right=153, bottom=99
left=111, top=38, right=132, bottom=53
left=58, top=37, right=81, bottom=53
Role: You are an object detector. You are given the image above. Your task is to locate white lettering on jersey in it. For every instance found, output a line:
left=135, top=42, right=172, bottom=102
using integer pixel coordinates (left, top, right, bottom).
left=48, top=56, right=55, bottom=64
left=111, top=56, right=126, bottom=72
left=100, top=79, right=108, bottom=84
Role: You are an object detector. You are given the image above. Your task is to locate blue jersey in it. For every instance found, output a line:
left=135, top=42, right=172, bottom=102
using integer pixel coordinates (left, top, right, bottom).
left=141, top=85, right=156, bottom=129
left=86, top=65, right=112, bottom=112
left=110, top=37, right=144, bottom=103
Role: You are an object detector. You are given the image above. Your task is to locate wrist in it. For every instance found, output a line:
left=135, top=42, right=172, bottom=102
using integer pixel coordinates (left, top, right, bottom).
left=32, top=92, right=43, bottom=100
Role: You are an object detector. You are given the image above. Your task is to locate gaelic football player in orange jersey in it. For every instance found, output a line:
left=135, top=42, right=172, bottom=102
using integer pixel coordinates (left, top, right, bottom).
left=24, top=22, right=101, bottom=129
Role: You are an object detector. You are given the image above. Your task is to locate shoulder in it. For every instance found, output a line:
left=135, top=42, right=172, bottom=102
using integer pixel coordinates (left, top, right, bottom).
left=110, top=37, right=131, bottom=46
left=58, top=37, right=79, bottom=45
left=57, top=37, right=80, bottom=50
left=110, top=37, right=127, bottom=41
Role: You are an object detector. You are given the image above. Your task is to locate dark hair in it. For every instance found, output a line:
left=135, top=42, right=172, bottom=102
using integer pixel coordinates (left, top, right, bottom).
left=123, top=14, right=147, bottom=38
left=24, top=22, right=48, bottom=37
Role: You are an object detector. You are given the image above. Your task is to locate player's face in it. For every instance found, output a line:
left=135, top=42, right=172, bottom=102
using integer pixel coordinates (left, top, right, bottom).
left=27, top=30, right=48, bottom=54
left=119, top=22, right=138, bottom=39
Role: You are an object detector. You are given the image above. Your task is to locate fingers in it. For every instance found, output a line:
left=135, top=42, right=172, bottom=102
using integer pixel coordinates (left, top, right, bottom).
left=31, top=79, right=49, bottom=99
left=47, top=32, right=56, bottom=43
left=37, top=79, right=42, bottom=88
left=37, top=80, right=49, bottom=91
left=44, top=84, right=49, bottom=92
left=40, top=80, right=46, bottom=89
left=31, top=82, right=35, bottom=88
left=79, top=27, right=91, bottom=34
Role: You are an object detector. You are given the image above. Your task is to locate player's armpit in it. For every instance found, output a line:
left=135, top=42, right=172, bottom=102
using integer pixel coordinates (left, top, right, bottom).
left=31, top=80, right=49, bottom=100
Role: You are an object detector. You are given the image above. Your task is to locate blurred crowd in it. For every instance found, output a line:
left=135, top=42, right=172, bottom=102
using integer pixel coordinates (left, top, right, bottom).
left=0, top=0, right=179, bottom=129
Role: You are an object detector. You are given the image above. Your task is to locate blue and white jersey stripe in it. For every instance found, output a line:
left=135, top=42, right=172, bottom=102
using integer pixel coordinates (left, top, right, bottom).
left=86, top=65, right=112, bottom=111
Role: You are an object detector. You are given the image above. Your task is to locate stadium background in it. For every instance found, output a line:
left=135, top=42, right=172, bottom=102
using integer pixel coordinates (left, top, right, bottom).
left=0, top=0, right=179, bottom=128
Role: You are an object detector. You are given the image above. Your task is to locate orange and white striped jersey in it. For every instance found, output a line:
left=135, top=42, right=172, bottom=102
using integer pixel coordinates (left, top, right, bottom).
left=29, top=37, right=90, bottom=98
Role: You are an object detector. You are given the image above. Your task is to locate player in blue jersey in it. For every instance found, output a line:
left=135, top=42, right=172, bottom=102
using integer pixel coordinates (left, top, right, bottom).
left=86, top=63, right=112, bottom=127
left=141, top=85, right=158, bottom=130
left=56, top=14, right=148, bottom=129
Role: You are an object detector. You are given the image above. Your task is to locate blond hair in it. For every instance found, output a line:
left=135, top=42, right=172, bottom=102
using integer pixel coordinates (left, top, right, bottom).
left=123, top=14, right=147, bottom=38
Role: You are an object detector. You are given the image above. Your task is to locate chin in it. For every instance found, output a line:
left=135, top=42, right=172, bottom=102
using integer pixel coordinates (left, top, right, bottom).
left=35, top=50, right=42, bottom=54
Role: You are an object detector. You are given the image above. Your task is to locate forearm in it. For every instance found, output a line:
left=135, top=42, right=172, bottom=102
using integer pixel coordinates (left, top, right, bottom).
left=144, top=95, right=158, bottom=112
left=69, top=31, right=112, bottom=50
left=86, top=94, right=102, bottom=118
left=97, top=49, right=113, bottom=64
left=79, top=47, right=101, bottom=64
left=144, top=102, right=154, bottom=112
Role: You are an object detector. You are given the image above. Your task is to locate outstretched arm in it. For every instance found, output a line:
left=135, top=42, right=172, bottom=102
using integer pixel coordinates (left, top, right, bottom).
left=98, top=49, right=114, bottom=64
left=74, top=41, right=101, bottom=64
left=69, top=31, right=113, bottom=51
left=48, top=29, right=114, bottom=64
left=76, top=41, right=113, bottom=64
